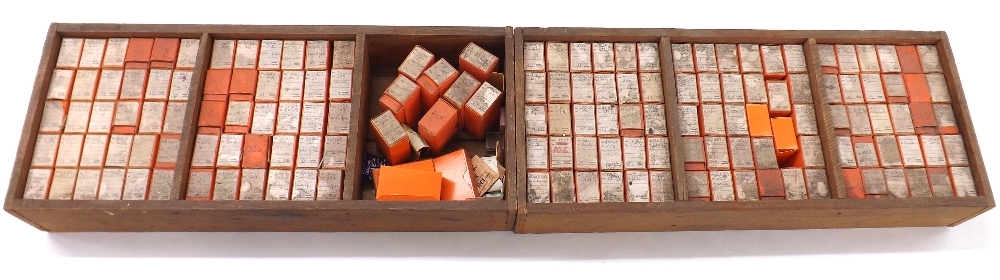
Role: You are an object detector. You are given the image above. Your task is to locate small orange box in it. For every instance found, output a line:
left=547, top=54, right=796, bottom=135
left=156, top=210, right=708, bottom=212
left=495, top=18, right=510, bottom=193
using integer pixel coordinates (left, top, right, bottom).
left=241, top=134, right=270, bottom=169
left=204, top=69, right=233, bottom=95
left=154, top=134, right=182, bottom=169
left=376, top=165, right=443, bottom=201
left=418, top=99, right=459, bottom=155
left=229, top=69, right=258, bottom=94
left=909, top=102, right=937, bottom=130
left=416, top=58, right=459, bottom=113
left=459, top=43, right=499, bottom=82
left=771, top=117, right=798, bottom=163
left=895, top=45, right=923, bottom=74
left=843, top=168, right=866, bottom=198
left=756, top=169, right=785, bottom=197
left=186, top=168, right=215, bottom=201
left=381, top=75, right=422, bottom=128
left=125, top=38, right=154, bottom=63
left=224, top=94, right=254, bottom=134
left=747, top=104, right=772, bottom=137
left=371, top=110, right=412, bottom=165
left=434, top=149, right=478, bottom=200
left=198, top=100, right=227, bottom=129
left=463, top=83, right=503, bottom=140
left=150, top=38, right=180, bottom=63
left=903, top=74, right=931, bottom=103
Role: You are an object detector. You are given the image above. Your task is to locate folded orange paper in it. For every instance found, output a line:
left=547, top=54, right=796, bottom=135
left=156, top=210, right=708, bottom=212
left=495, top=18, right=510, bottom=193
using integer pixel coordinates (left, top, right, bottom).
left=376, top=165, right=442, bottom=201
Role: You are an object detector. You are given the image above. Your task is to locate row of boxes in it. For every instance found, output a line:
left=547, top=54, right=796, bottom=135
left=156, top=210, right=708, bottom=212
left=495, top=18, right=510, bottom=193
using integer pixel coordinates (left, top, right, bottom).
left=523, top=42, right=660, bottom=73
left=525, top=136, right=670, bottom=171
left=817, top=44, right=943, bottom=74
left=26, top=37, right=198, bottom=200
left=527, top=170, right=673, bottom=203
left=56, top=37, right=200, bottom=69
left=210, top=40, right=354, bottom=70
left=686, top=168, right=830, bottom=201
left=190, top=40, right=355, bottom=201
left=187, top=168, right=343, bottom=201
left=842, top=167, right=976, bottom=198
left=672, top=44, right=807, bottom=77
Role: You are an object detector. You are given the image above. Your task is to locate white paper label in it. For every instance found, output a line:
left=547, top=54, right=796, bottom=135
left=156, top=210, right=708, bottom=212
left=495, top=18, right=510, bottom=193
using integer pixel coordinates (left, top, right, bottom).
left=48, top=69, right=74, bottom=99
left=291, top=169, right=318, bottom=200
left=650, top=170, right=673, bottom=202
left=619, top=104, right=643, bottom=131
left=549, top=136, right=573, bottom=169
left=70, top=69, right=99, bottom=100
left=547, top=104, right=571, bottom=136
left=720, top=74, right=745, bottom=103
left=296, top=135, right=324, bottom=168
left=332, top=41, right=355, bottom=69
left=119, top=69, right=146, bottom=100
left=371, top=111, right=405, bottom=146
left=926, top=74, right=951, bottom=103
left=638, top=42, right=661, bottom=72
left=79, top=134, right=108, bottom=167
left=788, top=74, right=812, bottom=104
left=258, top=40, right=283, bottom=70
left=95, top=70, right=123, bottom=100
left=280, top=41, right=305, bottom=70
left=615, top=43, right=638, bottom=72
left=208, top=170, right=238, bottom=201
left=847, top=104, right=872, bottom=135
left=951, top=167, right=977, bottom=197
left=647, top=137, right=670, bottom=170
left=300, top=102, right=326, bottom=134
left=782, top=169, right=807, bottom=200
left=31, top=134, right=60, bottom=167
left=55, top=134, right=83, bottom=167
left=761, top=45, right=785, bottom=74
left=679, top=105, right=700, bottom=136
left=570, top=42, right=593, bottom=72
left=644, top=104, right=667, bottom=135
left=103, top=38, right=130, bottom=68
left=122, top=169, right=150, bottom=200
left=525, top=105, right=547, bottom=135
left=270, top=135, right=296, bottom=168
left=793, top=104, right=818, bottom=135
left=898, top=135, right=925, bottom=167
left=316, top=169, right=343, bottom=200
left=738, top=44, right=763, bottom=73
left=734, top=170, right=760, bottom=201
left=570, top=73, right=595, bottom=103
left=672, top=44, right=695, bottom=73
left=128, top=135, right=157, bottom=168
left=701, top=104, right=726, bottom=136
left=783, top=45, right=807, bottom=73
left=526, top=137, right=549, bottom=170
left=753, top=138, right=778, bottom=169
left=215, top=134, right=243, bottom=168
left=698, top=73, right=722, bottom=103
left=266, top=169, right=292, bottom=200
left=854, top=141, right=879, bottom=167
left=551, top=170, right=575, bottom=203
left=876, top=45, right=901, bottom=73
left=276, top=102, right=301, bottom=134
left=573, top=104, right=596, bottom=135
left=105, top=135, right=133, bottom=167
left=686, top=171, right=710, bottom=198
left=623, top=137, right=647, bottom=170
left=616, top=73, right=640, bottom=104
left=112, top=101, right=139, bottom=127
left=191, top=134, right=219, bottom=167
left=715, top=44, right=739, bottom=73
left=279, top=71, right=304, bottom=101
left=600, top=171, right=625, bottom=202
left=56, top=38, right=83, bottom=68
left=744, top=74, right=767, bottom=103
left=856, top=45, right=881, bottom=73
left=836, top=45, right=860, bottom=73
left=524, top=42, right=545, bottom=71
left=596, top=104, right=619, bottom=136
left=918, top=45, right=943, bottom=73
left=694, top=44, right=718, bottom=72
left=866, top=104, right=893, bottom=135
left=574, top=136, right=599, bottom=170
left=575, top=171, right=600, bottom=203
left=705, top=136, right=730, bottom=169
left=837, top=136, right=856, bottom=167
left=327, top=102, right=351, bottom=135
left=527, top=172, right=551, bottom=203
left=73, top=169, right=101, bottom=200
left=64, top=102, right=92, bottom=133
left=48, top=168, right=77, bottom=200
left=627, top=170, right=651, bottom=202
left=675, top=73, right=698, bottom=103
left=546, top=42, right=569, bottom=72
left=921, top=135, right=947, bottom=166
left=599, top=138, right=623, bottom=171
left=547, top=72, right=571, bottom=103
left=767, top=81, right=791, bottom=113
left=211, top=40, right=235, bottom=68
left=525, top=72, right=546, bottom=103
left=162, top=102, right=187, bottom=134
left=239, top=169, right=266, bottom=200
left=861, top=73, right=886, bottom=102
left=729, top=137, right=754, bottom=169
left=840, top=74, right=864, bottom=103
left=942, top=134, right=969, bottom=165
left=800, top=135, right=825, bottom=167
left=97, top=168, right=125, bottom=200
left=39, top=101, right=64, bottom=133
left=137, top=101, right=165, bottom=133
left=256, top=71, right=281, bottom=101
left=592, top=42, right=615, bottom=72
left=889, top=104, right=915, bottom=134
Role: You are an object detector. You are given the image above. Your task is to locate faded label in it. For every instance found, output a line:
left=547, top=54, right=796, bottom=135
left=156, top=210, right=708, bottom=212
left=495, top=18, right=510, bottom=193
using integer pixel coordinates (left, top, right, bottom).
left=570, top=42, right=593, bottom=72
left=705, top=136, right=730, bottom=169
left=840, top=75, right=864, bottom=103
left=266, top=169, right=292, bottom=200
left=105, top=135, right=133, bottom=167
left=644, top=104, right=667, bottom=135
left=701, top=104, right=726, bottom=136
left=837, top=136, right=856, bottom=167
left=546, top=42, right=569, bottom=71
left=804, top=169, right=830, bottom=199
left=526, top=137, right=549, bottom=170
left=96, top=70, right=124, bottom=100
left=876, top=45, right=901, bottom=72
left=898, top=135, right=925, bottom=167
left=211, top=40, right=235, bottom=68
left=686, top=171, right=710, bottom=198
left=138, top=101, right=165, bottom=133
left=783, top=45, right=807, bottom=73
left=600, top=171, right=625, bottom=202
left=283, top=41, right=309, bottom=70
left=576, top=171, right=600, bottom=203
left=523, top=42, right=545, bottom=71
left=698, top=73, right=722, bottom=103
left=524, top=72, right=547, bottom=103
left=599, top=138, right=624, bottom=171
left=754, top=138, right=779, bottom=169
left=251, top=103, right=277, bottom=134
left=79, top=134, right=108, bottom=167
left=596, top=104, right=620, bottom=136
left=71, top=69, right=99, bottom=100
left=761, top=45, right=785, bottom=74
left=98, top=168, right=125, bottom=200
left=213, top=169, right=240, bottom=200
left=925, top=74, right=950, bottom=103
left=627, top=170, right=651, bottom=202
left=854, top=141, right=879, bottom=167
left=649, top=171, right=674, bottom=202
left=847, top=104, right=872, bottom=135
left=715, top=44, right=739, bottom=73
left=56, top=38, right=83, bottom=68
left=734, top=170, right=760, bottom=201
left=332, top=41, right=356, bottom=69
left=73, top=169, right=102, bottom=200
left=276, top=102, right=301, bottom=133
left=782, top=169, right=807, bottom=200
left=623, top=137, right=647, bottom=170
left=619, top=104, right=643, bottom=131
left=527, top=172, right=551, bottom=203
left=573, top=104, right=597, bottom=135
left=575, top=136, right=599, bottom=170
left=836, top=45, right=860, bottom=73
left=291, top=169, right=317, bottom=201
left=191, top=134, right=219, bottom=167
left=122, top=169, right=150, bottom=200
left=316, top=169, right=343, bottom=200
left=942, top=134, right=969, bottom=166
left=549, top=136, right=574, bottom=169
left=326, top=102, right=352, bottom=135
left=739, top=44, right=763, bottom=73
left=239, top=169, right=267, bottom=200
left=551, top=171, right=575, bottom=203
left=789, top=74, right=812, bottom=104
left=525, top=105, right=547, bottom=135
left=951, top=167, right=977, bottom=197
left=856, top=45, right=881, bottom=73
left=572, top=73, right=595, bottom=103
left=672, top=43, right=695, bottom=72
left=615, top=43, right=638, bottom=72
left=876, top=135, right=903, bottom=167
left=683, top=137, right=706, bottom=163
left=547, top=72, right=571, bottom=103
left=675, top=73, right=699, bottom=103
left=793, top=104, right=818, bottom=135
left=235, top=40, right=260, bottom=69
left=729, top=137, right=754, bottom=169
left=547, top=104, right=572, bottom=136
left=861, top=74, right=885, bottom=102
left=694, top=44, right=718, bottom=72
left=722, top=73, right=745, bottom=103
left=868, top=104, right=893, bottom=135
left=593, top=43, right=616, bottom=72
left=800, top=136, right=825, bottom=167
left=744, top=74, right=767, bottom=103
left=918, top=45, right=943, bottom=73
left=906, top=168, right=932, bottom=197
left=55, top=134, right=83, bottom=167
left=767, top=81, right=790, bottom=113
left=88, top=101, right=115, bottom=133
left=103, top=38, right=130, bottom=68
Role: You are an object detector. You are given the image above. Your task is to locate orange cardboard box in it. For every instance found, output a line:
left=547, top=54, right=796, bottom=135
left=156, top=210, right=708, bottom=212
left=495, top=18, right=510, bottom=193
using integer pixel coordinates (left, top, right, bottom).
left=398, top=45, right=435, bottom=81
left=204, top=69, right=233, bottom=96
left=224, top=94, right=254, bottom=134
left=903, top=73, right=931, bottom=103
left=418, top=99, right=459, bottom=155
left=150, top=38, right=180, bottom=68
left=756, top=169, right=785, bottom=197
left=154, top=134, right=181, bottom=169
left=381, top=74, right=422, bottom=127
left=895, top=45, right=923, bottom=74
left=442, top=72, right=482, bottom=129
left=416, top=58, right=459, bottom=113
left=124, top=38, right=154, bottom=68
left=374, top=160, right=437, bottom=189
left=434, top=149, right=478, bottom=200
left=747, top=104, right=772, bottom=137
left=186, top=168, right=215, bottom=201
left=241, top=134, right=270, bottom=169
left=376, top=165, right=442, bottom=201
left=229, top=69, right=258, bottom=94
left=909, top=102, right=937, bottom=133
left=371, top=110, right=411, bottom=165
left=771, top=117, right=798, bottom=163
left=459, top=42, right=499, bottom=82
left=843, top=168, right=866, bottom=198
left=463, top=82, right=503, bottom=140
left=198, top=100, right=227, bottom=132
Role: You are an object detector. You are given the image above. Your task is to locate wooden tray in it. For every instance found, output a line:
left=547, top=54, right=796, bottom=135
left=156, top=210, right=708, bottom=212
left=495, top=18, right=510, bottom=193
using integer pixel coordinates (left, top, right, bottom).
left=512, top=28, right=994, bottom=233
left=3, top=23, right=517, bottom=232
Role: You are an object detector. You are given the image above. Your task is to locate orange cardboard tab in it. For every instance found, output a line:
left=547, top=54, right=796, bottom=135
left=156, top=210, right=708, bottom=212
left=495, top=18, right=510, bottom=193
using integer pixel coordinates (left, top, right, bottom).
left=756, top=169, right=785, bottom=197
left=434, top=149, right=478, bottom=200
left=241, top=134, right=270, bottom=168
left=747, top=104, right=772, bottom=137
left=418, top=99, right=459, bottom=155
left=903, top=74, right=931, bottom=103
left=398, top=159, right=435, bottom=171
left=150, top=38, right=180, bottom=63
left=229, top=69, right=258, bottom=94
left=843, top=168, right=866, bottom=198
left=125, top=38, right=154, bottom=63
left=204, top=69, right=233, bottom=95
left=771, top=117, right=798, bottom=163
left=198, top=100, right=227, bottom=128
left=895, top=45, right=923, bottom=74
left=376, top=166, right=442, bottom=201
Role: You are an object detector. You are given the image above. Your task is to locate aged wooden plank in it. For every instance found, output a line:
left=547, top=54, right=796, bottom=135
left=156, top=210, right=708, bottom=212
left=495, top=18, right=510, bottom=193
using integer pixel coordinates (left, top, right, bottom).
left=173, top=33, right=212, bottom=199
left=513, top=27, right=529, bottom=233
left=343, top=33, right=368, bottom=200
left=803, top=38, right=847, bottom=199
left=660, top=37, right=686, bottom=201
left=503, top=26, right=518, bottom=230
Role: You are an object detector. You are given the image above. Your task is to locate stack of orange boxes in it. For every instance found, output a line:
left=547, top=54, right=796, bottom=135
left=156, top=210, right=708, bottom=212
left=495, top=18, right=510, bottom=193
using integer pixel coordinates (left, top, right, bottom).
left=371, top=43, right=503, bottom=201
left=188, top=39, right=355, bottom=201
left=524, top=41, right=673, bottom=204
left=23, top=37, right=200, bottom=201
left=818, top=44, right=975, bottom=198
left=673, top=43, right=829, bottom=201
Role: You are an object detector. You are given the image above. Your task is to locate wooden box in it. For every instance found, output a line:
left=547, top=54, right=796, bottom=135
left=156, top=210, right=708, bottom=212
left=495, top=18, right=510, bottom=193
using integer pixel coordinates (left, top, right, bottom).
left=513, top=28, right=994, bottom=233
left=4, top=23, right=517, bottom=232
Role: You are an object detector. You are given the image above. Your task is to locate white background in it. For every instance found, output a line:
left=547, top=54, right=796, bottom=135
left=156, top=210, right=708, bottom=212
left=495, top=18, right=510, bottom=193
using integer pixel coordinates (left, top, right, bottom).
left=1, top=1, right=997, bottom=279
